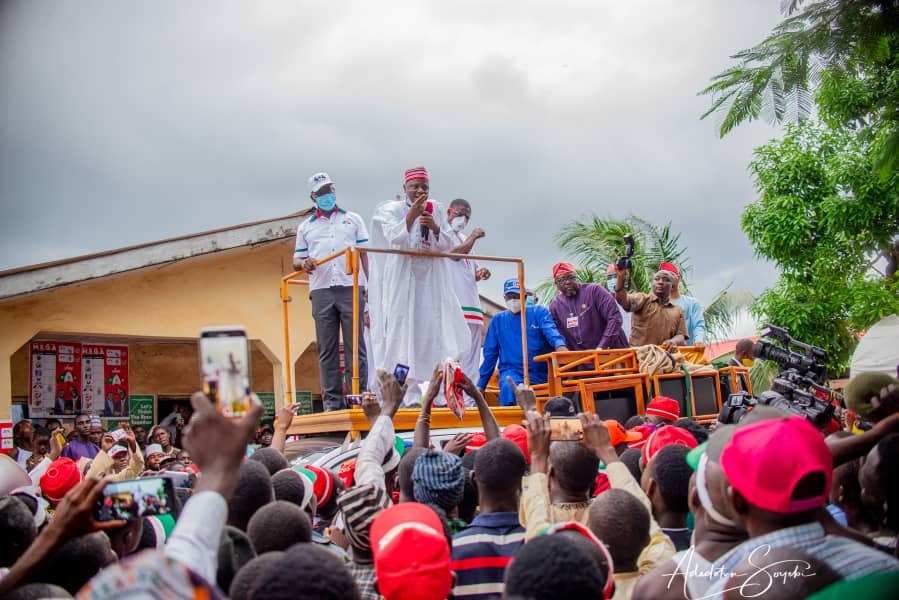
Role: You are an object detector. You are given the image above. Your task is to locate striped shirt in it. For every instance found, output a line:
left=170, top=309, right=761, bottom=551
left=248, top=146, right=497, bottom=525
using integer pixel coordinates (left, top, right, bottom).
left=451, top=512, right=525, bottom=600
left=705, top=522, right=899, bottom=599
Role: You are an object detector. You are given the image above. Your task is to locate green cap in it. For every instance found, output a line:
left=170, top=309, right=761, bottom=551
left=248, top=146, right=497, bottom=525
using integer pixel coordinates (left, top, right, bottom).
left=686, top=441, right=708, bottom=470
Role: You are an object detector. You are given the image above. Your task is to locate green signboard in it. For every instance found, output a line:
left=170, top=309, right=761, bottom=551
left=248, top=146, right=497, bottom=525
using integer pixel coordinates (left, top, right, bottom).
left=256, top=392, right=276, bottom=425
left=295, top=391, right=314, bottom=415
left=129, top=395, right=155, bottom=429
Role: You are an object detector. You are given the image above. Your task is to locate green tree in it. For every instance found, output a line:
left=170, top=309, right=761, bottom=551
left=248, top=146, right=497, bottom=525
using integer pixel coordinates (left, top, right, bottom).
left=537, top=215, right=750, bottom=341
left=700, top=0, right=899, bottom=176
left=744, top=121, right=899, bottom=374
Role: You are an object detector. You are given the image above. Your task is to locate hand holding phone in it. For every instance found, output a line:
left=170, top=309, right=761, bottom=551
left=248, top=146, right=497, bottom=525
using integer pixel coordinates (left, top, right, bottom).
left=200, top=326, right=252, bottom=417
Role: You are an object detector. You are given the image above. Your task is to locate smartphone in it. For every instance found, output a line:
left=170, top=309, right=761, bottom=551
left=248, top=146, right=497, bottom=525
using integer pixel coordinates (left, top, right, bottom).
left=200, top=326, right=251, bottom=417
left=393, top=363, right=410, bottom=386
left=550, top=417, right=584, bottom=442
left=94, top=477, right=178, bottom=522
left=110, top=428, right=128, bottom=442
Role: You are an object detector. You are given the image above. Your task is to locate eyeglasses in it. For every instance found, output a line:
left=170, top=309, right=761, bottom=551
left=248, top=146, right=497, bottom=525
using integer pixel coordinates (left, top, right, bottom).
left=554, top=274, right=577, bottom=284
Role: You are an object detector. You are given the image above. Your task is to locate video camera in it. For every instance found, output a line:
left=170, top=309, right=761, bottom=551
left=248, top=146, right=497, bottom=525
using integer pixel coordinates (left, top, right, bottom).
left=718, top=324, right=835, bottom=429
left=615, top=234, right=635, bottom=271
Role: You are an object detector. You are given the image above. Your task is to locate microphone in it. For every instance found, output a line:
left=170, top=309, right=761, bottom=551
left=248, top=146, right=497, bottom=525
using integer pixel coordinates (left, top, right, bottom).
left=421, top=200, right=434, bottom=241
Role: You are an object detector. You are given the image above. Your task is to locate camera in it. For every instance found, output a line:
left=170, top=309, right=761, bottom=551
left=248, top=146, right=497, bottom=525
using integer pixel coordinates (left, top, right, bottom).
left=718, top=324, right=835, bottom=429
left=615, top=234, right=635, bottom=271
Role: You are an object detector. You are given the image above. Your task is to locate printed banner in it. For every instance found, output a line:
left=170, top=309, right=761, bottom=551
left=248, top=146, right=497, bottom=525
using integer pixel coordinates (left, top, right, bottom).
left=29, top=341, right=82, bottom=418
left=29, top=341, right=129, bottom=418
left=128, top=395, right=155, bottom=429
left=82, top=344, right=129, bottom=417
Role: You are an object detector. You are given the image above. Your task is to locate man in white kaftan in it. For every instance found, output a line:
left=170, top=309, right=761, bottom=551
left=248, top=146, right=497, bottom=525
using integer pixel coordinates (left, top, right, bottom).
left=368, top=166, right=471, bottom=406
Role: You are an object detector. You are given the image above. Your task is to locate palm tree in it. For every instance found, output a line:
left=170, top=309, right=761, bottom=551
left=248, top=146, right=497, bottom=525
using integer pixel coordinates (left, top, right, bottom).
left=700, top=0, right=899, bottom=176
left=537, top=215, right=751, bottom=342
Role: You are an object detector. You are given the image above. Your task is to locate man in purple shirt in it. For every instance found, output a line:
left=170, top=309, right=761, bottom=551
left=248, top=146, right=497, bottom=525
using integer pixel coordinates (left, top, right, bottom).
left=548, top=262, right=629, bottom=350
left=60, top=412, right=100, bottom=461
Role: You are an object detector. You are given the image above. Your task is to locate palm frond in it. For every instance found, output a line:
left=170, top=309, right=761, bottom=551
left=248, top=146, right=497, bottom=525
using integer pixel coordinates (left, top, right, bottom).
left=703, top=287, right=754, bottom=341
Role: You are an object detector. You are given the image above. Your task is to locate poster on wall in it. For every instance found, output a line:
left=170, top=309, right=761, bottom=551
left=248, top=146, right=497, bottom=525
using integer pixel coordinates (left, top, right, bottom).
left=128, top=395, right=155, bottom=429
left=29, top=341, right=82, bottom=418
left=81, top=344, right=129, bottom=417
left=29, top=340, right=129, bottom=418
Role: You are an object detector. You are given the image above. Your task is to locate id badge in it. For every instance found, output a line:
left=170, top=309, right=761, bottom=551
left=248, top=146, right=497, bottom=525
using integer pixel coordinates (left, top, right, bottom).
left=566, top=315, right=579, bottom=329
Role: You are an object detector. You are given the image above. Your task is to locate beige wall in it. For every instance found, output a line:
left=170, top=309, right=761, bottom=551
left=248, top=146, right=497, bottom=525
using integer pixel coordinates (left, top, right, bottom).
left=0, top=239, right=317, bottom=420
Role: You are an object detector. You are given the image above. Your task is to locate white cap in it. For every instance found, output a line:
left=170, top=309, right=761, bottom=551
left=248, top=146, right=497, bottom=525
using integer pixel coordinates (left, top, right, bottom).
left=307, top=172, right=333, bottom=195
left=146, top=444, right=164, bottom=457
left=109, top=444, right=129, bottom=458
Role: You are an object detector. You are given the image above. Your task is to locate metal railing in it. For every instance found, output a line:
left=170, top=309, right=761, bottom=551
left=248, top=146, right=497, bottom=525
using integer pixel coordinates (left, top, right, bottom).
left=280, top=247, right=530, bottom=400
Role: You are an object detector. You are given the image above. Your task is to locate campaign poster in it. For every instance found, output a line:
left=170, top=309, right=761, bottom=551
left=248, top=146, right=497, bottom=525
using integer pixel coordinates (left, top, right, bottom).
left=29, top=341, right=81, bottom=417
left=103, top=345, right=129, bottom=417
left=82, top=344, right=129, bottom=417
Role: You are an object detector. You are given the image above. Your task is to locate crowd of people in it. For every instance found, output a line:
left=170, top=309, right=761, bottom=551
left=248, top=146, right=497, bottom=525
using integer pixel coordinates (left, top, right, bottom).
left=294, top=166, right=709, bottom=411
left=2, top=365, right=899, bottom=599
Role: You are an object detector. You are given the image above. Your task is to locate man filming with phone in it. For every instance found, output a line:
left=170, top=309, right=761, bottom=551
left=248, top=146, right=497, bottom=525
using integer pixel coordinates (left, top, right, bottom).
left=294, top=172, right=370, bottom=411
left=613, top=262, right=687, bottom=349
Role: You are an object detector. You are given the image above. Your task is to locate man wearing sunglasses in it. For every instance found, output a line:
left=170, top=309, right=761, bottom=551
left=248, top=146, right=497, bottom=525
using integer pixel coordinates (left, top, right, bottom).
left=548, top=262, right=628, bottom=351
left=294, top=172, right=370, bottom=411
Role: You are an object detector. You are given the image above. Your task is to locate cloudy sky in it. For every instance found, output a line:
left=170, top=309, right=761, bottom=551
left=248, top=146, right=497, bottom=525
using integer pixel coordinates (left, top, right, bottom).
left=1, top=0, right=786, bottom=332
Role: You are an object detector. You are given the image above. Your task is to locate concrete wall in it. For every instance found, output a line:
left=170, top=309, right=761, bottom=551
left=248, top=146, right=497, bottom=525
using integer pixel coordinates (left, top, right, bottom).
left=0, top=238, right=315, bottom=420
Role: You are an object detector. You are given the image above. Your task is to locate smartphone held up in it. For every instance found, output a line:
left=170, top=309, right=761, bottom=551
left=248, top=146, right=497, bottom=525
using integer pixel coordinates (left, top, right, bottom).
left=94, top=477, right=178, bottom=522
left=200, top=326, right=252, bottom=417
left=550, top=417, right=584, bottom=442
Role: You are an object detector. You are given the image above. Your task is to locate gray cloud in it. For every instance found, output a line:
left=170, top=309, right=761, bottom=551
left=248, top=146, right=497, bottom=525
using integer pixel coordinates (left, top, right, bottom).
left=1, top=0, right=785, bottom=329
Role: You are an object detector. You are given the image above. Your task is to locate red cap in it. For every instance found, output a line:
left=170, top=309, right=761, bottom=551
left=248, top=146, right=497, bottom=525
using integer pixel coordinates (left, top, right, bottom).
left=627, top=425, right=653, bottom=449
left=371, top=502, right=452, bottom=600
left=646, top=396, right=680, bottom=421
left=720, top=416, right=832, bottom=514
left=305, top=465, right=335, bottom=507
left=642, top=426, right=698, bottom=465
left=593, top=471, right=611, bottom=497
left=502, top=425, right=530, bottom=464
left=659, top=262, right=679, bottom=276
left=552, top=262, right=577, bottom=279
left=605, top=420, right=642, bottom=447
left=39, top=457, right=83, bottom=505
left=465, top=432, right=488, bottom=453
left=404, top=166, right=429, bottom=184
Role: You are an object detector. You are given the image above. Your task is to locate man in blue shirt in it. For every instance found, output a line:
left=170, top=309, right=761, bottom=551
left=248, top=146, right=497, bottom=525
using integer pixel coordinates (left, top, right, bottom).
left=477, top=279, right=568, bottom=406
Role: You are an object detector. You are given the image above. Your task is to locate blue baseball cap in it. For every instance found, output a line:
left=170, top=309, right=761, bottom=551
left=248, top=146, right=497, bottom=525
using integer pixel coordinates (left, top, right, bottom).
left=503, top=278, right=521, bottom=297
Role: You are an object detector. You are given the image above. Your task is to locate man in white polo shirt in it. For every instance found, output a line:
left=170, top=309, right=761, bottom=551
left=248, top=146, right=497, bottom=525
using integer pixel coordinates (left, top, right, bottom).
left=294, top=172, right=370, bottom=411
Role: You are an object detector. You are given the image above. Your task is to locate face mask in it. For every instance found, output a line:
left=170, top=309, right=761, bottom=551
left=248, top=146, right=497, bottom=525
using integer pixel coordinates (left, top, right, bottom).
left=606, top=277, right=616, bottom=292
left=741, top=358, right=756, bottom=368
left=315, top=192, right=337, bottom=211
left=450, top=216, right=468, bottom=232
left=525, top=296, right=536, bottom=306
left=506, top=299, right=521, bottom=314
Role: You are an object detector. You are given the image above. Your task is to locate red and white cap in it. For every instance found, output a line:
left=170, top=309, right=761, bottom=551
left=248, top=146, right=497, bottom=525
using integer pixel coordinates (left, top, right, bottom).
left=404, top=167, right=429, bottom=184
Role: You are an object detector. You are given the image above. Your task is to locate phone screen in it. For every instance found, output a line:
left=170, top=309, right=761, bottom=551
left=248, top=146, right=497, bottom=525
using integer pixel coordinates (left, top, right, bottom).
left=393, top=363, right=410, bottom=386
left=549, top=417, right=584, bottom=442
left=200, top=326, right=251, bottom=417
left=94, top=477, right=178, bottom=522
